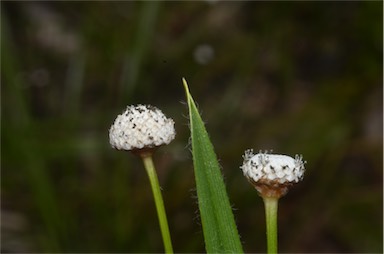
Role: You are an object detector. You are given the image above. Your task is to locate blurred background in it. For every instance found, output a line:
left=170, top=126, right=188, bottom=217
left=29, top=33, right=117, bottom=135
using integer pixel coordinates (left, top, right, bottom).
left=1, top=1, right=382, bottom=253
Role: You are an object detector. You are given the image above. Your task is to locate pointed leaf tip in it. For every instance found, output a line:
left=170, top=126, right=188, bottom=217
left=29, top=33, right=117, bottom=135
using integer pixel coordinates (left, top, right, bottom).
left=182, top=78, right=190, bottom=96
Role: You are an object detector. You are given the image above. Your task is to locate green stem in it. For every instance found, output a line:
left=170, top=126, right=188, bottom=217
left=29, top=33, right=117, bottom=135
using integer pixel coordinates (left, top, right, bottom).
left=263, top=196, right=279, bottom=254
left=141, top=154, right=174, bottom=253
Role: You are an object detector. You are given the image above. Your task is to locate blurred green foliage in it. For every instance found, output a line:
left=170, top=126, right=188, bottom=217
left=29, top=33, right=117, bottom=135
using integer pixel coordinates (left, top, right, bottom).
left=1, top=1, right=382, bottom=253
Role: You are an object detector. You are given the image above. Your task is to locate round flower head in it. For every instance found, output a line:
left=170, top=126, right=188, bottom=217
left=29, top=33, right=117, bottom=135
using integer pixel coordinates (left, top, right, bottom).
left=240, top=149, right=305, bottom=198
left=109, top=105, right=176, bottom=153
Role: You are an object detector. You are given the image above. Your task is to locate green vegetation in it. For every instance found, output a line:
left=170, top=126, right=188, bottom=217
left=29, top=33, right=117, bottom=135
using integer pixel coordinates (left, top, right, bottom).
left=184, top=79, right=243, bottom=253
left=1, top=2, right=382, bottom=253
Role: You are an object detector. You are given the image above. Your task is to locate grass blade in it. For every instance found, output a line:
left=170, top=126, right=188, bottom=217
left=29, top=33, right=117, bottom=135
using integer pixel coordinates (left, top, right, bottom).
left=183, top=78, right=243, bottom=253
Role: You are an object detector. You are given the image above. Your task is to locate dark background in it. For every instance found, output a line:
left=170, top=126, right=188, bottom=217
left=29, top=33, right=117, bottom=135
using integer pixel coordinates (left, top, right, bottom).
left=1, top=1, right=383, bottom=253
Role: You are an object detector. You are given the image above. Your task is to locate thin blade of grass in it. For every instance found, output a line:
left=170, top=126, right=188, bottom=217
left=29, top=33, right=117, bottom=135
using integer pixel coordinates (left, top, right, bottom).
left=183, top=78, right=243, bottom=253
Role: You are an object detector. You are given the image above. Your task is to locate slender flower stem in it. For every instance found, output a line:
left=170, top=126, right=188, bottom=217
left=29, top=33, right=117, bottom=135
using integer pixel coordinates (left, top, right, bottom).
left=141, top=154, right=174, bottom=254
left=263, top=196, right=279, bottom=254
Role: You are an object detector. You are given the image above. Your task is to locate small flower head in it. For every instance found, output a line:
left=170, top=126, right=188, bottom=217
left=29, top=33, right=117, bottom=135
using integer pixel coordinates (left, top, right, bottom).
left=109, top=105, right=176, bottom=154
left=240, top=149, right=305, bottom=198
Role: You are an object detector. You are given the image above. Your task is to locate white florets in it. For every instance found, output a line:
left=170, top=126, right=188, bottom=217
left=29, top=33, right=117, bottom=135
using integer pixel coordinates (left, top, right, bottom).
left=241, top=149, right=305, bottom=184
left=109, top=105, right=176, bottom=151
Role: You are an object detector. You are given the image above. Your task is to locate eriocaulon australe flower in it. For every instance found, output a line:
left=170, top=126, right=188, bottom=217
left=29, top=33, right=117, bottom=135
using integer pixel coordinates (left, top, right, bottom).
left=240, top=149, right=306, bottom=254
left=241, top=149, right=305, bottom=198
left=109, top=104, right=175, bottom=253
left=109, top=104, right=176, bottom=153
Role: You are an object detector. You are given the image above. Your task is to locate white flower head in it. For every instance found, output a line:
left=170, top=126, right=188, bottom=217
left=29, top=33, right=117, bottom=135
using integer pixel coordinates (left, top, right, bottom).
left=109, top=105, right=176, bottom=152
left=240, top=149, right=305, bottom=198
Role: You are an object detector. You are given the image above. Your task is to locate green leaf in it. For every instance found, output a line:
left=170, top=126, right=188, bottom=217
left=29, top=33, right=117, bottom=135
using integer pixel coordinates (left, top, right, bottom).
left=183, top=78, right=243, bottom=253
